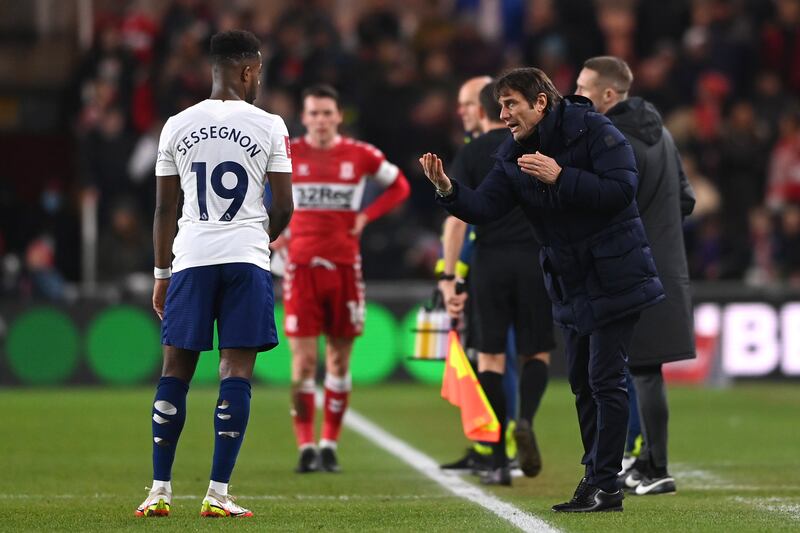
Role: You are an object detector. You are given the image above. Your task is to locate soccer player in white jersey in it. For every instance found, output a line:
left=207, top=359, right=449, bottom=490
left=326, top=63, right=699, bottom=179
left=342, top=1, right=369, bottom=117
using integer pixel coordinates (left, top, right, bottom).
left=135, top=30, right=293, bottom=519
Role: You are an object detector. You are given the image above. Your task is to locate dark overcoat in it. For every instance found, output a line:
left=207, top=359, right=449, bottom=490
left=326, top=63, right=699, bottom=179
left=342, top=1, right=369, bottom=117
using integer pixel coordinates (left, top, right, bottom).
left=607, top=97, right=696, bottom=366
left=437, top=95, right=664, bottom=336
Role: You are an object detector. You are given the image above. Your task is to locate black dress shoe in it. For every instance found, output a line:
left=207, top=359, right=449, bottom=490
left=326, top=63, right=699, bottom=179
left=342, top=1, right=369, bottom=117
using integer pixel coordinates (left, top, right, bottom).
left=552, top=477, right=591, bottom=511
left=479, top=466, right=512, bottom=486
left=553, top=480, right=623, bottom=513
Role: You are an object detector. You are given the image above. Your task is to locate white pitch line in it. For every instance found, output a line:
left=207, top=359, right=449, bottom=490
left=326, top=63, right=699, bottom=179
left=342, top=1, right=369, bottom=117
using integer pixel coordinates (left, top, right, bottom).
left=0, top=493, right=455, bottom=501
left=731, top=496, right=800, bottom=521
left=172, top=493, right=451, bottom=501
left=342, top=408, right=560, bottom=533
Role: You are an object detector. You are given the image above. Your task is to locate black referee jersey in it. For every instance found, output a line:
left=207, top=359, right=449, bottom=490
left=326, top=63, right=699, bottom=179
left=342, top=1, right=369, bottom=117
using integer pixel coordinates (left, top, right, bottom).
left=449, top=128, right=539, bottom=249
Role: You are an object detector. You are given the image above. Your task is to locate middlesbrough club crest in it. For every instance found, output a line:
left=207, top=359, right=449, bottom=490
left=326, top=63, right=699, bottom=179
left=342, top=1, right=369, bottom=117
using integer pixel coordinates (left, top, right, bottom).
left=339, top=161, right=355, bottom=180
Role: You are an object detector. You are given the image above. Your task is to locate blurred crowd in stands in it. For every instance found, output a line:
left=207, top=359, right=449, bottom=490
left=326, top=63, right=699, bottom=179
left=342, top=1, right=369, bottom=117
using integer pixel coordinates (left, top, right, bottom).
left=4, top=0, right=800, bottom=301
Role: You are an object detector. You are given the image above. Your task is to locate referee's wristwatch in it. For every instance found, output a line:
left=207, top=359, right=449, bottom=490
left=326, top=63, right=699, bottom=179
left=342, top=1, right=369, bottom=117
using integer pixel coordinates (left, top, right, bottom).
left=455, top=278, right=467, bottom=295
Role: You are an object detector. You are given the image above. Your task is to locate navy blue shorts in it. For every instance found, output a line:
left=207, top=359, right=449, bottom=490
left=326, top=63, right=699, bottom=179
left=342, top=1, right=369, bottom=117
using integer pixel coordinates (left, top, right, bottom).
left=161, top=263, right=278, bottom=352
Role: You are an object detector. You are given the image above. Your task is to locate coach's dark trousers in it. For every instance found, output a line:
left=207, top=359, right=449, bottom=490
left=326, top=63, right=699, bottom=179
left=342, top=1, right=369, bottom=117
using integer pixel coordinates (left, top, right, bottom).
left=562, top=313, right=639, bottom=492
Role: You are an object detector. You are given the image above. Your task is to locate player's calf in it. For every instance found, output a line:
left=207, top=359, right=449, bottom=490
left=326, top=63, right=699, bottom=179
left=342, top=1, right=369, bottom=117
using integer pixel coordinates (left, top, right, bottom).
left=210, top=378, right=251, bottom=483
left=321, top=373, right=351, bottom=442
left=151, top=377, right=190, bottom=481
left=291, top=378, right=317, bottom=448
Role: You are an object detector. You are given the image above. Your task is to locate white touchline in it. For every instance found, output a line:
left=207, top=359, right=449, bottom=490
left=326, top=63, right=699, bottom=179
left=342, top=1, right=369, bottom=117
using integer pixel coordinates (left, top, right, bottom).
left=0, top=493, right=467, bottom=501
left=731, top=497, right=800, bottom=521
left=342, top=408, right=561, bottom=533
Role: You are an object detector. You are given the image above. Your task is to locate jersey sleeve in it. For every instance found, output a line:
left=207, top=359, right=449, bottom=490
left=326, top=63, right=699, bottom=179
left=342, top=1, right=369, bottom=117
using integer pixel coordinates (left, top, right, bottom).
left=267, top=116, right=293, bottom=173
left=155, top=118, right=178, bottom=176
left=362, top=143, right=399, bottom=187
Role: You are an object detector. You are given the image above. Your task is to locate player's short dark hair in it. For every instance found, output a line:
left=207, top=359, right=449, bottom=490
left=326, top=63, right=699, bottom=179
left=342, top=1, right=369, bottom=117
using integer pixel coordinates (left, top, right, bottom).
left=209, top=30, right=261, bottom=64
left=583, top=56, right=634, bottom=95
left=494, top=67, right=562, bottom=113
left=479, top=81, right=502, bottom=121
left=301, top=84, right=340, bottom=107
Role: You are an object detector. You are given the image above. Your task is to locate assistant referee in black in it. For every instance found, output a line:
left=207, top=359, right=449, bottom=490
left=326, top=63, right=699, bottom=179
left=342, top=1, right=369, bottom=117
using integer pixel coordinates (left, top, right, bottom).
left=446, top=82, right=555, bottom=486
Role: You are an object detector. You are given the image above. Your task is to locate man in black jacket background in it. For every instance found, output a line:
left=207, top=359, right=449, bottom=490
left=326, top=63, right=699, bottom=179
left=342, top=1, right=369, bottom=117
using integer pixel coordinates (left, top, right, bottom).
left=576, top=56, right=697, bottom=496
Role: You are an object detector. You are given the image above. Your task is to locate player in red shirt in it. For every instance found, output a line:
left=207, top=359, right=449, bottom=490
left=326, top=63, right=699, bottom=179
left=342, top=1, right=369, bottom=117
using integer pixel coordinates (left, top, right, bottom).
left=282, top=84, right=410, bottom=473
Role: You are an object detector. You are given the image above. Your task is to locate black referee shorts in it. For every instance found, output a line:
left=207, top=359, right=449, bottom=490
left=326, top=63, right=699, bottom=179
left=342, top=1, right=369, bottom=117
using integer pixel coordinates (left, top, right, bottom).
left=470, top=246, right=555, bottom=355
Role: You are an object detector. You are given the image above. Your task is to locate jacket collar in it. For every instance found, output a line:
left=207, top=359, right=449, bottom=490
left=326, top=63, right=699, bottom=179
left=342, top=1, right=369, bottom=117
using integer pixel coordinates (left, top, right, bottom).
left=495, top=95, right=593, bottom=161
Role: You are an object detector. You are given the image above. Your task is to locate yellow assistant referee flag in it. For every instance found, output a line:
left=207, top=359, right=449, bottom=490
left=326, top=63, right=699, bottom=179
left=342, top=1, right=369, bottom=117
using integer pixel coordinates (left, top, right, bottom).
left=440, top=330, right=500, bottom=442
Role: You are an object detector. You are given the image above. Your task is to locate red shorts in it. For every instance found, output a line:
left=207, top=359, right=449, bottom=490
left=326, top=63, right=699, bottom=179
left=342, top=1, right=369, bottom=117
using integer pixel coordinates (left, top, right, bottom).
left=282, top=258, right=365, bottom=338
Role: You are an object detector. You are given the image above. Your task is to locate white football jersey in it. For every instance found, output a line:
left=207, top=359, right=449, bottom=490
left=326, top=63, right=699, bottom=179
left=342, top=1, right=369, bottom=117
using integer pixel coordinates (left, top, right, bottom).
left=155, top=99, right=292, bottom=272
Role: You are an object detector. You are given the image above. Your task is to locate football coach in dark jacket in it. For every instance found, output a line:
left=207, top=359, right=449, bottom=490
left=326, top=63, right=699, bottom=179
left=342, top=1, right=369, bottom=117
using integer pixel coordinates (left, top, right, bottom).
left=420, top=67, right=665, bottom=513
left=577, top=56, right=696, bottom=496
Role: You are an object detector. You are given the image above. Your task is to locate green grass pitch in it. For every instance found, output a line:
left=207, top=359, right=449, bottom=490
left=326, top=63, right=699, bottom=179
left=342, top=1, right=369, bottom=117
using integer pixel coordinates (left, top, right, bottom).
left=1, top=381, right=799, bottom=531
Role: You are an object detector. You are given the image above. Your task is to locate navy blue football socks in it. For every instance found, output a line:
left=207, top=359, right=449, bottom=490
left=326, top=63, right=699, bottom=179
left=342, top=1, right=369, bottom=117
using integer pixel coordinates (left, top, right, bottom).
left=210, top=377, right=252, bottom=483
left=151, top=376, right=190, bottom=481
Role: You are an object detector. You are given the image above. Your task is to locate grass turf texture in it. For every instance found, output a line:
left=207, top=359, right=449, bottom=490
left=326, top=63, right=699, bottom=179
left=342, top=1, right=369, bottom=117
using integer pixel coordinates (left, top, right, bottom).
left=1, top=382, right=798, bottom=531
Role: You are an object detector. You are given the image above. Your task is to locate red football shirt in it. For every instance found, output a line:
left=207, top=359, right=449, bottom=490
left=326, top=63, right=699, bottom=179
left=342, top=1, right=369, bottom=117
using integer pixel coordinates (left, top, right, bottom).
left=287, top=136, right=397, bottom=265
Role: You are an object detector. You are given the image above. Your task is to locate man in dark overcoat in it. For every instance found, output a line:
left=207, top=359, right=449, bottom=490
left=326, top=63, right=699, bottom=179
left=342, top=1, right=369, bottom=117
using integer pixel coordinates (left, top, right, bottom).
left=577, top=56, right=696, bottom=496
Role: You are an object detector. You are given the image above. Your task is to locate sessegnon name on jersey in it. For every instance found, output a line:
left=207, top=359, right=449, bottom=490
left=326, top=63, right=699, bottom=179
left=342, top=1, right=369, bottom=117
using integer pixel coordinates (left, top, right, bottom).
left=293, top=182, right=364, bottom=211
left=175, top=125, right=262, bottom=158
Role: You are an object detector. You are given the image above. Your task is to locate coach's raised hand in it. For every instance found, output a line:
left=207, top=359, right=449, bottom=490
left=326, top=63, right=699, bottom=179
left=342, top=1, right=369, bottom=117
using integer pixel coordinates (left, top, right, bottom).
left=419, top=153, right=452, bottom=195
left=517, top=151, right=561, bottom=184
